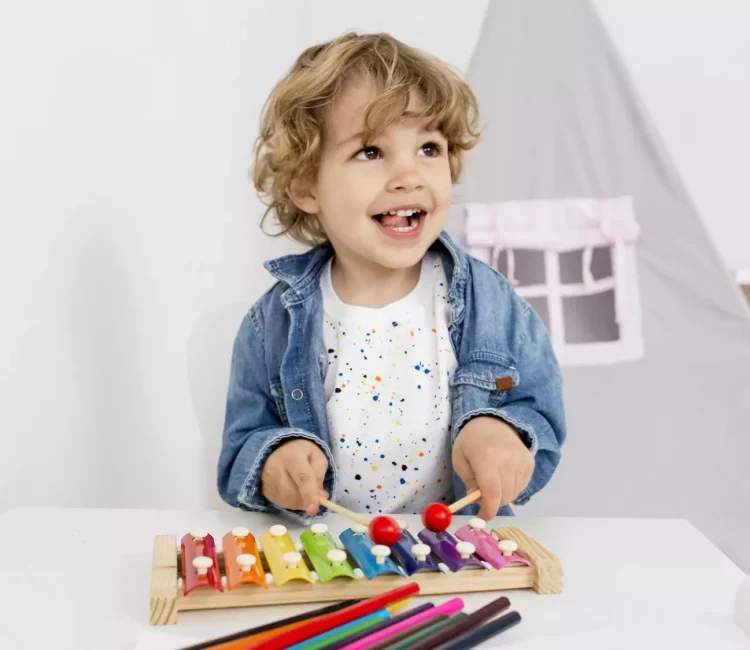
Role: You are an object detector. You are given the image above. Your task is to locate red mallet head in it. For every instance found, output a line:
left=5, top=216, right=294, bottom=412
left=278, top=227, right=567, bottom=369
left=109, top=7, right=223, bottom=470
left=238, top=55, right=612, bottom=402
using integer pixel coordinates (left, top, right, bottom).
left=368, top=515, right=402, bottom=546
left=422, top=502, right=452, bottom=532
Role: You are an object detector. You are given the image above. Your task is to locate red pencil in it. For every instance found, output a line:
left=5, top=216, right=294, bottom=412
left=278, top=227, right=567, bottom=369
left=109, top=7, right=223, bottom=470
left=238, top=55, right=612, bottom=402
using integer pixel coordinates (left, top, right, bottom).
left=243, top=583, right=420, bottom=650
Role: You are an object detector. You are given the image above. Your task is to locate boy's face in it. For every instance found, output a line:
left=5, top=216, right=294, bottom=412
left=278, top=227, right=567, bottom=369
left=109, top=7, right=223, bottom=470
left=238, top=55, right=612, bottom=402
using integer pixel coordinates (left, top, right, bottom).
left=293, top=79, right=453, bottom=272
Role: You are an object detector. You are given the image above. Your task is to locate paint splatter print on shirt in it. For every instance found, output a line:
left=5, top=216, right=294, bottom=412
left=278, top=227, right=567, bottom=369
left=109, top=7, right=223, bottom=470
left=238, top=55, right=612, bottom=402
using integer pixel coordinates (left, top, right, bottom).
left=321, top=251, right=456, bottom=514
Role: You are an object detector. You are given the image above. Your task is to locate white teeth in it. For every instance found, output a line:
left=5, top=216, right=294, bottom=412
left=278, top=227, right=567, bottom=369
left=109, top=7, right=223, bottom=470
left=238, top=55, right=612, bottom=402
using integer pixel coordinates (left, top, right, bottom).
left=388, top=219, right=419, bottom=232
left=383, top=209, right=421, bottom=217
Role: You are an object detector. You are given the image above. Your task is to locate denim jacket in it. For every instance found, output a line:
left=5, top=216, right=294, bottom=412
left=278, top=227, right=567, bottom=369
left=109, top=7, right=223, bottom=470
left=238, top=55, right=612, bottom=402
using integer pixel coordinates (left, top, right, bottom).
left=217, top=232, right=566, bottom=523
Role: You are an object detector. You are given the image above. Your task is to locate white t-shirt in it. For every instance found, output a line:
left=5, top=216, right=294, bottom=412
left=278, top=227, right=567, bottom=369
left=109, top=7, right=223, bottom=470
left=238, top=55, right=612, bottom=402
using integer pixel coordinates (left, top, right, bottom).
left=320, top=251, right=457, bottom=515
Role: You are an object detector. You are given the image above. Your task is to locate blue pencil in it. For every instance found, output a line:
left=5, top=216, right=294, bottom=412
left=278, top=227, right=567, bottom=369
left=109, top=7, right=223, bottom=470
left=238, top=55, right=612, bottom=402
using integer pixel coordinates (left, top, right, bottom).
left=322, top=602, right=435, bottom=650
left=287, top=609, right=390, bottom=650
left=434, top=610, right=522, bottom=649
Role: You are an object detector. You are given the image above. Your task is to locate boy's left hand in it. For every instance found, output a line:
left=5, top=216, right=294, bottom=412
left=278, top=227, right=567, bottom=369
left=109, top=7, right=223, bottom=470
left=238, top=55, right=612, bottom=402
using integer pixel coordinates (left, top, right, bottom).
left=452, top=416, right=534, bottom=520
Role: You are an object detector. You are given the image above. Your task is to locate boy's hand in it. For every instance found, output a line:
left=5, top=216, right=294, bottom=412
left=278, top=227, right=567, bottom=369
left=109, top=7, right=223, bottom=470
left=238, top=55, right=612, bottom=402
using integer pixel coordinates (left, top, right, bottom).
left=452, top=417, right=534, bottom=520
left=261, top=439, right=329, bottom=516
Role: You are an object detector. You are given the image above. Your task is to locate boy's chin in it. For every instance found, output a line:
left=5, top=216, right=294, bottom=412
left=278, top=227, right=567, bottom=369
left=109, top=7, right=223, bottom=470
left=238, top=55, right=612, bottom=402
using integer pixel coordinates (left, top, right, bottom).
left=366, top=242, right=433, bottom=270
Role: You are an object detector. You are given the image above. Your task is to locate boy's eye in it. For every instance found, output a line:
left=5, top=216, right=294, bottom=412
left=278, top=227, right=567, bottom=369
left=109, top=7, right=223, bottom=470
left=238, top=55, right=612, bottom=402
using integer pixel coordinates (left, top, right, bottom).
left=418, top=141, right=443, bottom=157
left=354, top=146, right=381, bottom=161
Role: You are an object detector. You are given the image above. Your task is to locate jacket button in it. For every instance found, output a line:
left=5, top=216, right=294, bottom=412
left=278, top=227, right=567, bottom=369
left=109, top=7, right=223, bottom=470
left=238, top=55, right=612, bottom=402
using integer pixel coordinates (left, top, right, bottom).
left=481, top=370, right=493, bottom=381
left=291, top=388, right=304, bottom=401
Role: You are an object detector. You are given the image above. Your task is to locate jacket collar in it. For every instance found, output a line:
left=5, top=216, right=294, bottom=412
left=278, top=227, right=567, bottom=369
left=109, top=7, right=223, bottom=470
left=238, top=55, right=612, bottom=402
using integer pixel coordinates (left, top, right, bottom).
left=264, top=231, right=468, bottom=309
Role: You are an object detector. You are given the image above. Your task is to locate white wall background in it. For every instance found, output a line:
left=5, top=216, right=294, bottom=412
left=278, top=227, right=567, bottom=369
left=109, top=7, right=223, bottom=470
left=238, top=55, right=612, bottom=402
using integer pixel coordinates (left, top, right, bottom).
left=593, top=0, right=750, bottom=276
left=0, top=0, right=748, bottom=517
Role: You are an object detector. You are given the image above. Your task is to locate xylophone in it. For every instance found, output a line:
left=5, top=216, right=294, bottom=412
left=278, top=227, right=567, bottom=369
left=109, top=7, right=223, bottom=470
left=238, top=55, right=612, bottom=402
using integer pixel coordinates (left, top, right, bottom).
left=149, top=516, right=562, bottom=625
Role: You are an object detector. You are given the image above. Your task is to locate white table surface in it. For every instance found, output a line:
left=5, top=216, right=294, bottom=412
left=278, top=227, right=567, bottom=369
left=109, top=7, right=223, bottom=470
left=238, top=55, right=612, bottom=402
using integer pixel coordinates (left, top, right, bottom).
left=0, top=506, right=748, bottom=649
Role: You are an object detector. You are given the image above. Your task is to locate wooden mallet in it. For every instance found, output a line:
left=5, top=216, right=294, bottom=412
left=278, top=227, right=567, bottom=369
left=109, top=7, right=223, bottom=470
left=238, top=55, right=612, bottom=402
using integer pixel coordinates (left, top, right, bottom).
left=319, top=497, right=402, bottom=546
left=421, top=489, right=482, bottom=532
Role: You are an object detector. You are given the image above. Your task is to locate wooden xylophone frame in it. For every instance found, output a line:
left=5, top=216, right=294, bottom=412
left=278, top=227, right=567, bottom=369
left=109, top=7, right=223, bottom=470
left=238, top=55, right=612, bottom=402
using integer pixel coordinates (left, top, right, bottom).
left=149, top=526, right=562, bottom=625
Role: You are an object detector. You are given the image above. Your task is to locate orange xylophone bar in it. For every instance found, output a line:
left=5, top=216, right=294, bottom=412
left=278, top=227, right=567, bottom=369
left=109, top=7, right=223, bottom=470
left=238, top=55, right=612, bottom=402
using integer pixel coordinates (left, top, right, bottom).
left=243, top=583, right=420, bottom=650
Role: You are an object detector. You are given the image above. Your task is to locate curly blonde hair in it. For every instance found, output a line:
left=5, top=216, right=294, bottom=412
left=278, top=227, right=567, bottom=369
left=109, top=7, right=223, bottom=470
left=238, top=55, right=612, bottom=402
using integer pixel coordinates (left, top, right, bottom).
left=252, top=32, right=481, bottom=247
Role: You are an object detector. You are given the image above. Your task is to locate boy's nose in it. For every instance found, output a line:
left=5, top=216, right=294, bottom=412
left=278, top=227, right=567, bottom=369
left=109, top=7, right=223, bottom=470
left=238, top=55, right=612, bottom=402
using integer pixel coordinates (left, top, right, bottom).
left=386, top=168, right=424, bottom=192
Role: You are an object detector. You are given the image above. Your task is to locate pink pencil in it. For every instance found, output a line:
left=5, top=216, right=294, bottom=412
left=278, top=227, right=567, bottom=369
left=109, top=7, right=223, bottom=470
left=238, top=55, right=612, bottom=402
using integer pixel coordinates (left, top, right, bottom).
left=337, top=598, right=464, bottom=650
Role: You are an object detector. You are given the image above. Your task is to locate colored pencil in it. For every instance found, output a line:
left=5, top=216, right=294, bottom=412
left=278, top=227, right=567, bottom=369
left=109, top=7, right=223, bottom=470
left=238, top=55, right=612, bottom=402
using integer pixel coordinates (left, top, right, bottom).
left=435, top=611, right=522, bottom=649
left=173, top=599, right=360, bottom=650
left=287, top=610, right=390, bottom=650
left=381, top=613, right=467, bottom=650
left=321, top=602, right=435, bottom=650
left=405, top=595, right=510, bottom=650
left=242, top=583, right=420, bottom=650
left=366, top=614, right=449, bottom=650
left=337, top=597, right=464, bottom=650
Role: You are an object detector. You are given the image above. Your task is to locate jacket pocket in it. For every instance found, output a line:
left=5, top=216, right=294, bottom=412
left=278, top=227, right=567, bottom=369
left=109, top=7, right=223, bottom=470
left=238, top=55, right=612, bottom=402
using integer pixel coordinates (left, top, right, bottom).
left=269, top=378, right=289, bottom=425
left=450, top=352, right=520, bottom=409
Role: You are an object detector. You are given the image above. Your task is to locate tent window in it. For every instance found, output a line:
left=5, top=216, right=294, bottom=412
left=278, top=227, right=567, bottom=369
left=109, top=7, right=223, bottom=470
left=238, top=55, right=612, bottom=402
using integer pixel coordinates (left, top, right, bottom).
left=562, top=290, right=620, bottom=343
left=464, top=197, right=643, bottom=366
left=494, top=249, right=546, bottom=286
left=590, top=246, right=613, bottom=280
left=527, top=296, right=551, bottom=332
left=560, top=250, right=584, bottom=284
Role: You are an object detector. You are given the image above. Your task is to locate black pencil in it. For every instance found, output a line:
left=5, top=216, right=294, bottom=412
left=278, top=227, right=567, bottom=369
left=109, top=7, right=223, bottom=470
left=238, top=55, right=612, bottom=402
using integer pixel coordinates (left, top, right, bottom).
left=434, top=611, right=522, bottom=649
left=405, top=595, right=511, bottom=650
left=173, top=599, right=361, bottom=650
left=321, top=602, right=435, bottom=650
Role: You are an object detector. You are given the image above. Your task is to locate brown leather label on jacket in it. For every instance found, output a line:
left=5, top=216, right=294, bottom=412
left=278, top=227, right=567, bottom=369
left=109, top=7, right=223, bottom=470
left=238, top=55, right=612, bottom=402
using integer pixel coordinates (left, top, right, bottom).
left=495, top=377, right=515, bottom=392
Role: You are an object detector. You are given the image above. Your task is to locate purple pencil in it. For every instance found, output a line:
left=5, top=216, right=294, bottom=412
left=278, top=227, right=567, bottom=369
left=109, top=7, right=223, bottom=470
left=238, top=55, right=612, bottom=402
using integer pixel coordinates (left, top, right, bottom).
left=337, top=598, right=464, bottom=650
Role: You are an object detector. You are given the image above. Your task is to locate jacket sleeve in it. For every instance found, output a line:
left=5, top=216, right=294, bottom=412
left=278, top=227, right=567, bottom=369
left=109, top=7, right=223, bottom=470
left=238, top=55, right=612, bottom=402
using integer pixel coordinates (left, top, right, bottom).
left=498, top=299, right=566, bottom=504
left=216, top=305, right=336, bottom=523
left=454, top=294, right=567, bottom=507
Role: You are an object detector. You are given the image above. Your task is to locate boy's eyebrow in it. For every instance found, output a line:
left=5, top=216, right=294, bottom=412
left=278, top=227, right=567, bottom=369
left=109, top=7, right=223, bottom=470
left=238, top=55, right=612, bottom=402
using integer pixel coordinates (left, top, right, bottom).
left=335, top=121, right=439, bottom=149
left=336, top=132, right=365, bottom=149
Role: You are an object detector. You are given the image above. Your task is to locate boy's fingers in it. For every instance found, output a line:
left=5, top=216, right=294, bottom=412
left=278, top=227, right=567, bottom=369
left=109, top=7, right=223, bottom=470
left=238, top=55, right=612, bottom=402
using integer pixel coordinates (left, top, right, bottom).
left=288, top=458, right=321, bottom=514
left=309, top=448, right=329, bottom=487
left=500, top=471, right=516, bottom=508
left=462, top=478, right=479, bottom=496
left=475, top=468, right=503, bottom=521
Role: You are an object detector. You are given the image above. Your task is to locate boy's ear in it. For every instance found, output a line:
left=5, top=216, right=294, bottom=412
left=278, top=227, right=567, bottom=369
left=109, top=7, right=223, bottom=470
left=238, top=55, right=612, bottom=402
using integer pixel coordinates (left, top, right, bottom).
left=288, top=175, right=319, bottom=215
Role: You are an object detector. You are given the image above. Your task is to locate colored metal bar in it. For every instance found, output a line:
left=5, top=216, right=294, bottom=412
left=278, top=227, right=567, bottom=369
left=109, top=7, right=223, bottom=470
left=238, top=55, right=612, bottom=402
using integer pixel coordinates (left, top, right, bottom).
left=222, top=529, right=267, bottom=590
left=181, top=532, right=222, bottom=596
left=417, top=528, right=484, bottom=573
left=300, top=527, right=358, bottom=583
left=339, top=528, right=405, bottom=580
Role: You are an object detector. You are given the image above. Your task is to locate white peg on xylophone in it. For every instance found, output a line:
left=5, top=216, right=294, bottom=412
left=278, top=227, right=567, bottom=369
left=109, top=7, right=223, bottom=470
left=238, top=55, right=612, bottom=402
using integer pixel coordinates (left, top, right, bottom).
left=269, top=525, right=287, bottom=538
left=498, top=539, right=518, bottom=556
left=411, top=543, right=431, bottom=562
left=190, top=528, right=208, bottom=541
left=371, top=545, right=391, bottom=565
left=236, top=553, right=256, bottom=572
left=396, top=519, right=409, bottom=531
left=192, top=556, right=213, bottom=575
left=351, top=523, right=368, bottom=536
left=283, top=551, right=302, bottom=569
left=327, top=549, right=347, bottom=567
left=468, top=517, right=486, bottom=531
left=232, top=526, right=250, bottom=539
left=456, top=541, right=476, bottom=559
left=311, top=523, right=328, bottom=535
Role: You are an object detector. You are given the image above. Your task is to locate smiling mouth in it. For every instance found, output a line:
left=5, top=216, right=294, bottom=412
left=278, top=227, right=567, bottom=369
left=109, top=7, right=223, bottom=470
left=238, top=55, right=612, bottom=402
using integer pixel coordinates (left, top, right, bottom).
left=372, top=208, right=426, bottom=232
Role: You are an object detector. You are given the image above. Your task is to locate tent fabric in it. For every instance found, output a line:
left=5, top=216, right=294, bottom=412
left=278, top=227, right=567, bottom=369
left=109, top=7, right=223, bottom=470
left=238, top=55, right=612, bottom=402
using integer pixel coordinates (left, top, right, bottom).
left=464, top=196, right=643, bottom=366
left=448, top=0, right=750, bottom=571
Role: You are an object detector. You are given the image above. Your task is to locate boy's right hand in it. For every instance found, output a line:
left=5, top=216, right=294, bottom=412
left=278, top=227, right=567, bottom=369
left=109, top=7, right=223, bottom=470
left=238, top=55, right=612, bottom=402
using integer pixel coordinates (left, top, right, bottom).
left=261, top=439, right=329, bottom=516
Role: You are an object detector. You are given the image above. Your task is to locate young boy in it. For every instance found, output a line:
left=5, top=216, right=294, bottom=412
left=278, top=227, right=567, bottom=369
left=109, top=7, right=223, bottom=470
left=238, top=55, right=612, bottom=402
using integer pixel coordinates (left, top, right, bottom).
left=218, top=32, right=566, bottom=524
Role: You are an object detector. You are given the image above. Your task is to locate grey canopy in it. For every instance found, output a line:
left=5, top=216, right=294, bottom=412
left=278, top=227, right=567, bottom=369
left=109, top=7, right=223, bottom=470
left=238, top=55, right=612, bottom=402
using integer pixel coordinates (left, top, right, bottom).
left=448, top=0, right=750, bottom=570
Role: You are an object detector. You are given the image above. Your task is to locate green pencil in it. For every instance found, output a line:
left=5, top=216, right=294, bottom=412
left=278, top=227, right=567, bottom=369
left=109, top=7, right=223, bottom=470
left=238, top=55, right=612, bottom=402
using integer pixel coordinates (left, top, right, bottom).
left=291, top=611, right=388, bottom=650
left=381, top=613, right=468, bottom=650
